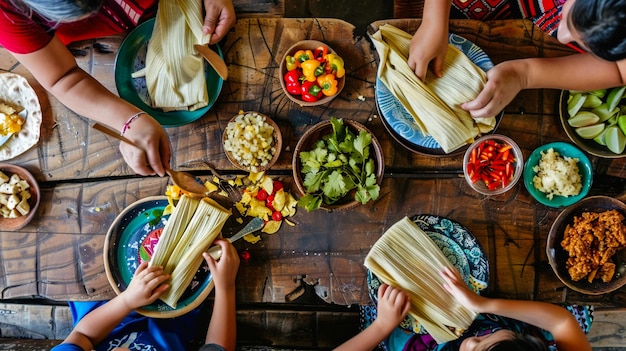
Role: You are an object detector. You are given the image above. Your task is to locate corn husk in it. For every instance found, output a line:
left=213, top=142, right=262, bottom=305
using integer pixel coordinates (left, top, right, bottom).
left=364, top=217, right=478, bottom=344
left=145, top=0, right=208, bottom=111
left=370, top=24, right=495, bottom=153
left=150, top=195, right=231, bottom=308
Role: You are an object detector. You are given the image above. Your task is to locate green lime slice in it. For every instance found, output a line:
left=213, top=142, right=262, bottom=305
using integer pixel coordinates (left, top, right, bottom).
left=575, top=123, right=605, bottom=139
left=605, top=125, right=626, bottom=154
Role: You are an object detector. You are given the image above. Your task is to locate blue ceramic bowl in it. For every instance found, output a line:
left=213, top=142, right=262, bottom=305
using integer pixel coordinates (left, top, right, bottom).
left=523, top=142, right=593, bottom=208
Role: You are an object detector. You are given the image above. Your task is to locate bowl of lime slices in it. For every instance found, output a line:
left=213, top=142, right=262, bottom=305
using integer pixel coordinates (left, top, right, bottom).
left=559, top=87, right=626, bottom=158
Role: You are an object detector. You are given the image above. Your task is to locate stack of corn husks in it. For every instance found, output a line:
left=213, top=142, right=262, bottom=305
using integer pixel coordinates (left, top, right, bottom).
left=370, top=24, right=495, bottom=153
left=145, top=0, right=208, bottom=111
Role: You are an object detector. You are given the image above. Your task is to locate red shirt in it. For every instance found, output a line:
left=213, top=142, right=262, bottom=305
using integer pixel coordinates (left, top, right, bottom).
left=0, top=0, right=157, bottom=54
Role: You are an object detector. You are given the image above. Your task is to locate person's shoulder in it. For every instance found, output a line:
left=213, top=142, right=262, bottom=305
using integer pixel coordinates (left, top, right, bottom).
left=0, top=0, right=53, bottom=54
left=198, top=343, right=226, bottom=351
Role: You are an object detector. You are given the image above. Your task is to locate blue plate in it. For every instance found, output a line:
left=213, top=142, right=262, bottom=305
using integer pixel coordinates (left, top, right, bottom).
left=114, top=18, right=224, bottom=128
left=523, top=142, right=593, bottom=208
left=367, top=214, right=489, bottom=334
left=376, top=33, right=501, bottom=156
left=104, top=196, right=213, bottom=318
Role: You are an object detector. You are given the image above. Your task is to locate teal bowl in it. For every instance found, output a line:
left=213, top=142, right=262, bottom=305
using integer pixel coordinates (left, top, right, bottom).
left=523, top=142, right=593, bottom=208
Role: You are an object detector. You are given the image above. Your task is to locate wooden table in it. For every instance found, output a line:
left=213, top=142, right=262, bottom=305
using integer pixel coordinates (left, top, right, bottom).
left=0, top=17, right=625, bottom=314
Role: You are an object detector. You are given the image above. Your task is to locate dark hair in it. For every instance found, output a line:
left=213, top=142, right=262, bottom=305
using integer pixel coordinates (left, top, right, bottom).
left=486, top=333, right=549, bottom=351
left=570, top=0, right=626, bottom=61
left=15, top=0, right=103, bottom=22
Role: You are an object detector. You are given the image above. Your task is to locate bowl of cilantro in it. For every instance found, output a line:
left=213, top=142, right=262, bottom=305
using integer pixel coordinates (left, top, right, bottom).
left=292, top=117, right=384, bottom=212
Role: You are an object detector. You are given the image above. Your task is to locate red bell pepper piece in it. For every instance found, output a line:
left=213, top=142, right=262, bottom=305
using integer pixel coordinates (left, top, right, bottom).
left=301, top=81, right=323, bottom=102
left=284, top=70, right=302, bottom=96
left=314, top=46, right=329, bottom=62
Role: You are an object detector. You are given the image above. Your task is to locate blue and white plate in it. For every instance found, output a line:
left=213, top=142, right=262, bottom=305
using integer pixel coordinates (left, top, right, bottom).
left=376, top=33, right=500, bottom=156
left=367, top=214, right=489, bottom=334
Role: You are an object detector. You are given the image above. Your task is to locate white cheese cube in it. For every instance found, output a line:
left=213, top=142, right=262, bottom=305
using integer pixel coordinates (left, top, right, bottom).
left=0, top=171, right=9, bottom=184
left=16, top=180, right=29, bottom=192
left=9, top=174, right=20, bottom=185
left=8, top=208, right=19, bottom=218
left=19, top=190, right=31, bottom=201
left=6, top=194, right=19, bottom=210
left=16, top=197, right=30, bottom=216
left=0, top=183, right=17, bottom=194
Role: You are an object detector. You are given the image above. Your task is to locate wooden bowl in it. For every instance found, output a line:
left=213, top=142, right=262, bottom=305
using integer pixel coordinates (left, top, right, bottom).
left=547, top=196, right=626, bottom=295
left=292, top=119, right=384, bottom=211
left=279, top=40, right=345, bottom=107
left=0, top=163, right=40, bottom=231
left=559, top=90, right=626, bottom=158
left=222, top=111, right=282, bottom=173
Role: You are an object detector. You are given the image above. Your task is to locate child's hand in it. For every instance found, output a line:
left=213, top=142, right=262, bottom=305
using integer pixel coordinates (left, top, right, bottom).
left=372, top=284, right=411, bottom=335
left=122, top=261, right=170, bottom=310
left=203, top=239, right=240, bottom=292
left=440, top=266, right=486, bottom=312
left=408, top=23, right=449, bottom=80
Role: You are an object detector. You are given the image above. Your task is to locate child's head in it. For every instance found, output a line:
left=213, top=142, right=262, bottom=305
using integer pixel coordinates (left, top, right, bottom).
left=14, top=0, right=103, bottom=22
left=459, top=329, right=548, bottom=351
left=568, top=0, right=626, bottom=61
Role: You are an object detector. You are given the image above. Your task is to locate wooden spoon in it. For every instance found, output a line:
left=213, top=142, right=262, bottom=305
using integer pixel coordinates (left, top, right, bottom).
left=195, top=34, right=228, bottom=80
left=92, top=123, right=211, bottom=197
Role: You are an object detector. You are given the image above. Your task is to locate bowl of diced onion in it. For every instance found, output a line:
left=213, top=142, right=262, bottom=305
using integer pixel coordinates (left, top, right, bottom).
left=223, top=111, right=282, bottom=173
left=522, top=142, right=593, bottom=208
left=463, top=134, right=523, bottom=196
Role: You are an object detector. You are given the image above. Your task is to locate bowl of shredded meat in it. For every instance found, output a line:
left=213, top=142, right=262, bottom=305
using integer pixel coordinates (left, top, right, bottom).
left=547, top=196, right=626, bottom=295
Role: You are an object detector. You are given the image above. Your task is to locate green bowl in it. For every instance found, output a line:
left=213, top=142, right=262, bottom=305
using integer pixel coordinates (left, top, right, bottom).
left=114, top=18, right=224, bottom=128
left=523, top=142, right=593, bottom=208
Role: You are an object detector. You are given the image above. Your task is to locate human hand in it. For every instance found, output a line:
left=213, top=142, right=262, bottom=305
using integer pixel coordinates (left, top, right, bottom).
left=203, top=239, right=240, bottom=291
left=202, top=0, right=236, bottom=44
left=372, top=284, right=411, bottom=335
left=461, top=60, right=525, bottom=118
left=122, top=261, right=170, bottom=310
left=440, top=266, right=486, bottom=313
left=407, top=24, right=449, bottom=80
left=119, top=113, right=171, bottom=177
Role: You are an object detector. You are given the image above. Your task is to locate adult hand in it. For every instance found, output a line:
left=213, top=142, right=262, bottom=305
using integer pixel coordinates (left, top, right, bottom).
left=203, top=239, right=240, bottom=291
left=202, top=0, right=236, bottom=44
left=408, top=24, right=449, bottom=80
left=122, top=261, right=170, bottom=310
left=440, top=266, right=486, bottom=313
left=119, top=113, right=171, bottom=177
left=462, top=60, right=525, bottom=118
left=372, top=284, right=411, bottom=335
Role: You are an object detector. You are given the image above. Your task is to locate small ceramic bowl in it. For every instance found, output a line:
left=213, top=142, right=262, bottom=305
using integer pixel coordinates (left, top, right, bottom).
left=222, top=111, right=282, bottom=173
left=0, top=163, right=40, bottom=231
left=279, top=40, right=345, bottom=107
left=292, top=119, right=384, bottom=211
left=547, top=196, right=626, bottom=295
left=523, top=142, right=593, bottom=208
left=462, top=134, right=523, bottom=195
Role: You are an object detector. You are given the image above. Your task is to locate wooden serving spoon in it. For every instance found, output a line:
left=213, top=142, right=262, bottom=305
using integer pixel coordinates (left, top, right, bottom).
left=92, top=123, right=211, bottom=197
left=195, top=34, right=228, bottom=80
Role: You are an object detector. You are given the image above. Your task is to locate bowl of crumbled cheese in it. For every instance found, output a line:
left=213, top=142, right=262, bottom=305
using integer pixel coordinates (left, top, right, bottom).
left=523, top=142, right=593, bottom=207
left=223, top=111, right=282, bottom=173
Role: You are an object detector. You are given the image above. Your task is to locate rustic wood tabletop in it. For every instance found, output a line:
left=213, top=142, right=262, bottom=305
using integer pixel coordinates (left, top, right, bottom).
left=0, top=15, right=625, bottom=349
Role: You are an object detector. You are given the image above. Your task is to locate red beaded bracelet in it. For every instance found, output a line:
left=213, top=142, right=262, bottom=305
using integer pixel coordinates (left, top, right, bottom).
left=121, top=111, right=146, bottom=136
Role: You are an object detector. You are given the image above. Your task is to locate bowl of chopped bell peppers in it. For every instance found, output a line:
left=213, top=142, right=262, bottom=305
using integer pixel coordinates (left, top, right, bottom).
left=280, top=40, right=345, bottom=107
left=463, top=134, right=524, bottom=195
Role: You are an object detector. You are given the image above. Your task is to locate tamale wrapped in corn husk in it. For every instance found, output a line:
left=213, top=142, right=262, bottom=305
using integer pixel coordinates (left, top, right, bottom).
left=364, top=217, right=478, bottom=344
left=370, top=24, right=495, bottom=153
left=150, top=196, right=231, bottom=308
left=145, top=0, right=208, bottom=111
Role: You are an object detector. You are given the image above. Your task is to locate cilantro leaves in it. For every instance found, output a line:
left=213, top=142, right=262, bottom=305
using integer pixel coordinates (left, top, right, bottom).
left=297, top=117, right=380, bottom=211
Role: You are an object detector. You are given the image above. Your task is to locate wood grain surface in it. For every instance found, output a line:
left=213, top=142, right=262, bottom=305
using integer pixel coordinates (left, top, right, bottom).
left=0, top=17, right=624, bottom=321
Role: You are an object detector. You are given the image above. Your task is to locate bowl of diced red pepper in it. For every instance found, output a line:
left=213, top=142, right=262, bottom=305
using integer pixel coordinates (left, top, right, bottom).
left=280, top=40, right=345, bottom=107
left=463, top=134, right=524, bottom=195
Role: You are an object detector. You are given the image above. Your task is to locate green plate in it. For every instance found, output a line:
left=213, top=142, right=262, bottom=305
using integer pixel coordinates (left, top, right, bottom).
left=104, top=196, right=214, bottom=318
left=114, top=18, right=224, bottom=128
left=523, top=142, right=593, bottom=208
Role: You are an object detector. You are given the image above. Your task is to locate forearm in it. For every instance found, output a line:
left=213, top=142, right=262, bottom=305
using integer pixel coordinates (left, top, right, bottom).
left=422, top=0, right=452, bottom=27
left=205, top=286, right=237, bottom=351
left=333, top=321, right=392, bottom=351
left=512, top=54, right=625, bottom=91
left=64, top=295, right=133, bottom=349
